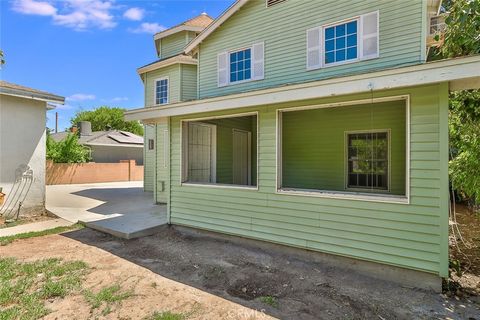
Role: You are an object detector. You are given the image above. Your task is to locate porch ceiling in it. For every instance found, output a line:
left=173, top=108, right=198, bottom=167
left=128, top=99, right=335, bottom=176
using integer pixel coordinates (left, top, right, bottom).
left=125, top=55, right=480, bottom=122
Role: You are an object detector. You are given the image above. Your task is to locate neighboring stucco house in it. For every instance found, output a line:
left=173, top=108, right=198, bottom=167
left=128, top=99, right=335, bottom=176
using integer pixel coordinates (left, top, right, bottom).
left=0, top=81, right=64, bottom=217
left=126, top=0, right=480, bottom=290
left=51, top=121, right=144, bottom=165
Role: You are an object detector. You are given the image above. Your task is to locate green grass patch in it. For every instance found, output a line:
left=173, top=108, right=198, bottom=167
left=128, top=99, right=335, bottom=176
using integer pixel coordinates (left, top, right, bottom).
left=259, top=295, right=278, bottom=308
left=84, top=284, right=133, bottom=315
left=0, top=224, right=83, bottom=246
left=0, top=257, right=89, bottom=320
left=146, top=311, right=185, bottom=320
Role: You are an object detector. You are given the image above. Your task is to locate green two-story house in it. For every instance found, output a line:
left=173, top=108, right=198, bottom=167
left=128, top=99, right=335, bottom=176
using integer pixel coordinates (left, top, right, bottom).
left=127, top=0, right=480, bottom=290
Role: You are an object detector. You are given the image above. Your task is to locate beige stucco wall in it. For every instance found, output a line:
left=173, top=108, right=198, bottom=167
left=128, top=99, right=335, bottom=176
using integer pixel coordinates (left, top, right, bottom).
left=0, top=94, right=47, bottom=216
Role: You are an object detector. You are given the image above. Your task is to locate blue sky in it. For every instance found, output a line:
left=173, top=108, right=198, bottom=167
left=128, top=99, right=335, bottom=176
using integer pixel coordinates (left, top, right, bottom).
left=1, top=0, right=231, bottom=131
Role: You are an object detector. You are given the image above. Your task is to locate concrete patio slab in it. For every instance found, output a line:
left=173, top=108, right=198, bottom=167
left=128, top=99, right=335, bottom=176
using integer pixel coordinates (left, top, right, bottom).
left=0, top=218, right=74, bottom=237
left=46, top=182, right=167, bottom=239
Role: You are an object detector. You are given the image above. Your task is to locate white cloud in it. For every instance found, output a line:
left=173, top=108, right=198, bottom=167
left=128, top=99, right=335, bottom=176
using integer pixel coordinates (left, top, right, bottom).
left=66, top=93, right=96, bottom=101
left=11, top=0, right=117, bottom=30
left=110, top=97, right=129, bottom=102
left=12, top=0, right=57, bottom=16
left=130, top=22, right=166, bottom=34
left=123, top=7, right=144, bottom=21
left=53, top=0, right=116, bottom=30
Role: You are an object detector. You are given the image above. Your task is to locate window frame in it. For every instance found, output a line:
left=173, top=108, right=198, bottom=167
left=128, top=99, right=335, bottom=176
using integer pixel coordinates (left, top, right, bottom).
left=227, top=46, right=254, bottom=86
left=322, top=17, right=361, bottom=67
left=344, top=129, right=391, bottom=193
left=179, top=111, right=260, bottom=190
left=276, top=95, right=410, bottom=204
left=148, top=138, right=155, bottom=150
left=154, top=76, right=169, bottom=105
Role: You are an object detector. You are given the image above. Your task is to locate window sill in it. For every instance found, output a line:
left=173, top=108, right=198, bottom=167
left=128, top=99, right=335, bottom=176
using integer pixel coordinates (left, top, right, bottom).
left=277, top=188, right=409, bottom=204
left=181, top=182, right=258, bottom=191
left=307, top=55, right=379, bottom=71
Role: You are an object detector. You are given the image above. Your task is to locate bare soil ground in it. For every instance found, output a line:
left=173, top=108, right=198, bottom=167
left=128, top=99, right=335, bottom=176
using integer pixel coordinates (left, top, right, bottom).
left=1, top=227, right=479, bottom=320
left=449, top=204, right=480, bottom=296
left=0, top=213, right=53, bottom=229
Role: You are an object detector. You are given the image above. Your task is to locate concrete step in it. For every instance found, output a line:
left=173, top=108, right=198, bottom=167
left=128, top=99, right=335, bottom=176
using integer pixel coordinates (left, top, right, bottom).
left=80, top=212, right=168, bottom=239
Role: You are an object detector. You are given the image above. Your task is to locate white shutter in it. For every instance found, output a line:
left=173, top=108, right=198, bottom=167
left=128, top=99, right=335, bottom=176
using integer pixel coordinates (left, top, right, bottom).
left=252, top=42, right=265, bottom=80
left=360, top=11, right=379, bottom=60
left=306, top=26, right=322, bottom=70
left=217, top=51, right=228, bottom=87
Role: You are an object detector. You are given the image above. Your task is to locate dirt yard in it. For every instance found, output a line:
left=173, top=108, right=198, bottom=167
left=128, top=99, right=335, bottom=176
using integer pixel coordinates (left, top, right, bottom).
left=449, top=204, right=480, bottom=296
left=1, top=227, right=479, bottom=320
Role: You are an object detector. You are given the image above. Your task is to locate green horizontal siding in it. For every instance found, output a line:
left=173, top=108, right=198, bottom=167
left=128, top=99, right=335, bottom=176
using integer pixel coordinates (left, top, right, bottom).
left=160, top=31, right=189, bottom=59
left=282, top=101, right=406, bottom=195
left=144, top=125, right=155, bottom=192
left=156, top=121, right=169, bottom=203
left=168, top=84, right=449, bottom=277
left=180, top=64, right=198, bottom=102
left=145, top=64, right=181, bottom=107
left=198, top=0, right=425, bottom=99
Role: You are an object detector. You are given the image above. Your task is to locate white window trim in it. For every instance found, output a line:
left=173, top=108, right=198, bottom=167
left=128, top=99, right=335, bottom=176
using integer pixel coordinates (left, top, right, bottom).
left=275, top=95, right=410, bottom=204
left=179, top=111, right=259, bottom=190
left=154, top=76, right=169, bottom=105
left=344, top=129, right=391, bottom=193
left=322, top=17, right=361, bottom=68
left=226, top=46, right=254, bottom=86
left=307, top=11, right=380, bottom=71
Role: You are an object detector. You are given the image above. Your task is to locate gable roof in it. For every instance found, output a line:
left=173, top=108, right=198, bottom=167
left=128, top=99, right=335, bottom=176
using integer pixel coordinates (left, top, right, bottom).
left=184, top=0, right=249, bottom=54
left=154, top=13, right=214, bottom=41
left=50, top=130, right=143, bottom=147
left=0, top=80, right=65, bottom=104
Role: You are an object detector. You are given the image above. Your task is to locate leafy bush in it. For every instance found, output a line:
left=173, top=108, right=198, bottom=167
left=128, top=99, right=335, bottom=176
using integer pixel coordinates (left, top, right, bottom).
left=46, top=134, right=91, bottom=163
left=71, top=106, right=143, bottom=136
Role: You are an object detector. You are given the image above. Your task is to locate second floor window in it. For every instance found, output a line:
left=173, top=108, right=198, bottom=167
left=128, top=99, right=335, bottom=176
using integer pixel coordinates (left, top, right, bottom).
left=155, top=78, right=169, bottom=105
left=230, top=48, right=252, bottom=83
left=325, top=20, right=358, bottom=65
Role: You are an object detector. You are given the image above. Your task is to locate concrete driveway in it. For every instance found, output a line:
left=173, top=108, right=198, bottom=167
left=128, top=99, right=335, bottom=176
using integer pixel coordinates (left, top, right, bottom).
left=46, top=181, right=167, bottom=239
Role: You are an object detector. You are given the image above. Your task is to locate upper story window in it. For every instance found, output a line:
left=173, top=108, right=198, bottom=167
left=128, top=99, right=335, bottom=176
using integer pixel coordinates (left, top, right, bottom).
left=217, top=42, right=264, bottom=87
left=230, top=48, right=252, bottom=83
left=307, top=11, right=379, bottom=70
left=155, top=77, right=169, bottom=105
left=325, top=20, right=358, bottom=65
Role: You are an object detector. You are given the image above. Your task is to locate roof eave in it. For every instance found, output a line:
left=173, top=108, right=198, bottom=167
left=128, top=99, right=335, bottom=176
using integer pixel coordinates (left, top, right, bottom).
left=0, top=89, right=65, bottom=104
left=137, top=55, right=198, bottom=75
left=125, top=55, right=480, bottom=121
left=154, top=25, right=205, bottom=41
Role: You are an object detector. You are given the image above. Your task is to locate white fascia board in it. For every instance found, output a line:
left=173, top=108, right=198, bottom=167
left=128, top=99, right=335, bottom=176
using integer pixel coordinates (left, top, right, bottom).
left=125, top=55, right=480, bottom=121
left=137, top=55, right=198, bottom=75
left=154, top=25, right=205, bottom=41
left=184, top=0, right=250, bottom=54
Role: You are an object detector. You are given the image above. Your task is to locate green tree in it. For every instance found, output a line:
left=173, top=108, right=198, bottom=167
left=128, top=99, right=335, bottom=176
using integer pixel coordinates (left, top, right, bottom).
left=436, top=0, right=480, bottom=208
left=71, top=106, right=144, bottom=136
left=46, top=134, right=91, bottom=163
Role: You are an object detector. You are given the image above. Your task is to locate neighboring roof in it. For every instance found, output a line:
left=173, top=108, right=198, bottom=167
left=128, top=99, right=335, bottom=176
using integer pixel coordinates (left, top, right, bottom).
left=154, top=13, right=214, bottom=41
left=0, top=81, right=65, bottom=104
left=125, top=55, right=480, bottom=121
left=137, top=54, right=197, bottom=75
left=50, top=130, right=143, bottom=148
left=185, top=0, right=249, bottom=54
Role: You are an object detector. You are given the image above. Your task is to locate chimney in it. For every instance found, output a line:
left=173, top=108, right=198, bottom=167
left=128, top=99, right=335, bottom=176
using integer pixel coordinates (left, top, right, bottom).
left=77, top=121, right=92, bottom=136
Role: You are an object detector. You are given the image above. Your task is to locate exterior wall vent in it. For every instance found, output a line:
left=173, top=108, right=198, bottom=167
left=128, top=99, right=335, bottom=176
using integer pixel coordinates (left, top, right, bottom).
left=266, top=0, right=286, bottom=7
left=427, top=15, right=446, bottom=47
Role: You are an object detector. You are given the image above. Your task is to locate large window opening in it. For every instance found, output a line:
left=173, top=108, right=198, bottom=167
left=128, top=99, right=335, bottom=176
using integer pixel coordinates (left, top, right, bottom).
left=279, top=98, right=407, bottom=198
left=182, top=114, right=257, bottom=187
